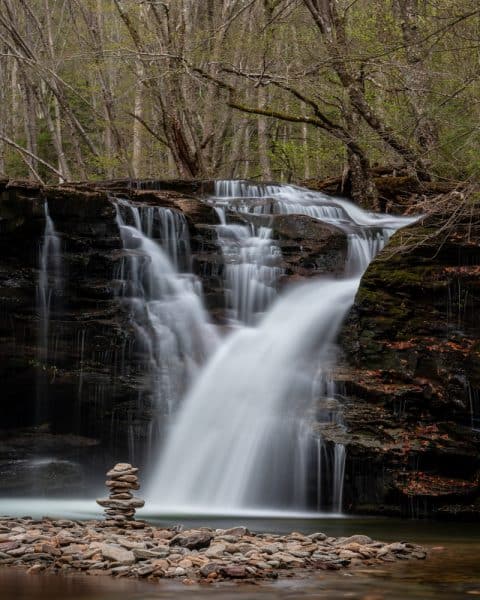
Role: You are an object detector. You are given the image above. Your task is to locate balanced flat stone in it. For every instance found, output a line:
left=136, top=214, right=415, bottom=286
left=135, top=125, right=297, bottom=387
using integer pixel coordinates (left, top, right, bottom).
left=96, top=498, right=145, bottom=509
left=100, top=543, right=135, bottom=564
left=105, top=480, right=140, bottom=490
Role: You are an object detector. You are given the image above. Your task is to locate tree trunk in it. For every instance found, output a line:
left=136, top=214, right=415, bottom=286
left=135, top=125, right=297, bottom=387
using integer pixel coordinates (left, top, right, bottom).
left=395, top=0, right=437, bottom=154
left=132, top=60, right=144, bottom=178
left=257, top=86, right=272, bottom=179
left=44, top=0, right=71, bottom=182
left=346, top=151, right=378, bottom=210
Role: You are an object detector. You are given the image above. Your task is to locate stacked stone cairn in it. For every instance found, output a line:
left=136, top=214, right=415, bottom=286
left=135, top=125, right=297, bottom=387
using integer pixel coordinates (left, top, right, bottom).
left=96, top=463, right=145, bottom=529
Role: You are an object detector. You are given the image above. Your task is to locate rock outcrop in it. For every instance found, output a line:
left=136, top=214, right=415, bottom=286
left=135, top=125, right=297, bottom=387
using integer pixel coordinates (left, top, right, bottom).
left=339, top=203, right=480, bottom=518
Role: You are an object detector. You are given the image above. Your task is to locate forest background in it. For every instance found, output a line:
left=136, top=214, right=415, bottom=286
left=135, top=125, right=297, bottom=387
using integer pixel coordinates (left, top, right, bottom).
left=0, top=0, right=479, bottom=206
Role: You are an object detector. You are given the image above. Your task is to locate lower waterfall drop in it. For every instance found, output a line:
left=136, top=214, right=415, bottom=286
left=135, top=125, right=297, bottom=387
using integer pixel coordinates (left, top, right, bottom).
left=147, top=182, right=417, bottom=514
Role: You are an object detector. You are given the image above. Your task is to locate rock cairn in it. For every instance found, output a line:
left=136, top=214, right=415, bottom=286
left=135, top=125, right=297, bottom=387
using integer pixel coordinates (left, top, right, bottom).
left=96, top=463, right=145, bottom=528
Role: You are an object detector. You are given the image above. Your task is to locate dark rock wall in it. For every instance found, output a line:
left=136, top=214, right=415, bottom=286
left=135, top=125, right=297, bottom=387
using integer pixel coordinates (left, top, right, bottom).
left=0, top=181, right=141, bottom=494
left=339, top=211, right=480, bottom=518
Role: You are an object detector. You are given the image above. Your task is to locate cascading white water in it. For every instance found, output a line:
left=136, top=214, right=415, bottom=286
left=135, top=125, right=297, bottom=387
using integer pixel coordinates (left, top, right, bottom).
left=135, top=205, right=191, bottom=271
left=114, top=199, right=217, bottom=413
left=33, top=202, right=63, bottom=472
left=212, top=185, right=284, bottom=325
left=147, top=182, right=417, bottom=514
left=148, top=278, right=357, bottom=513
left=215, top=221, right=283, bottom=325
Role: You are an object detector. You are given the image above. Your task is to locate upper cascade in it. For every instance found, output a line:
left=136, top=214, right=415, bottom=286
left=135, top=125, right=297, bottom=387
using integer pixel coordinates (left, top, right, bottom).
left=212, top=180, right=417, bottom=227
left=209, top=181, right=417, bottom=274
left=212, top=219, right=283, bottom=326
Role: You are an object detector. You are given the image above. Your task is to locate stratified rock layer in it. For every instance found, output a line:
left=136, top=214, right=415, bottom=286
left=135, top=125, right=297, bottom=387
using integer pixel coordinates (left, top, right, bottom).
left=339, top=205, right=480, bottom=518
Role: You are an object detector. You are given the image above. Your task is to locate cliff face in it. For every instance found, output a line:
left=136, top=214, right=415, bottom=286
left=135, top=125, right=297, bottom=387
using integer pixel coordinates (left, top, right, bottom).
left=339, top=206, right=480, bottom=518
left=1, top=180, right=138, bottom=493
left=0, top=178, right=346, bottom=495
left=1, top=177, right=478, bottom=518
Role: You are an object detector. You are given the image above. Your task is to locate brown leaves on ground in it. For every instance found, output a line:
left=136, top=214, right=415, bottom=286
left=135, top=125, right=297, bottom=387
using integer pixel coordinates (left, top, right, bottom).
left=395, top=472, right=478, bottom=497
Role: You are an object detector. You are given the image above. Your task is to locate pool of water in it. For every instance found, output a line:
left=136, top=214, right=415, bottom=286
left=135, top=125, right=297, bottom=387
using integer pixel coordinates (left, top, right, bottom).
left=0, top=498, right=477, bottom=542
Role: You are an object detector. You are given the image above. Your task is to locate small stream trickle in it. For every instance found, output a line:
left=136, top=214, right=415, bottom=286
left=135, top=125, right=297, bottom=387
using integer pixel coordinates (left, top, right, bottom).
left=37, top=202, right=62, bottom=364
left=36, top=202, right=63, bottom=424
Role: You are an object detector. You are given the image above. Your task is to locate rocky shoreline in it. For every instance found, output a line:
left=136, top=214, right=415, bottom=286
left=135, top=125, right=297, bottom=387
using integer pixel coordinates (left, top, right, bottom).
left=0, top=516, right=427, bottom=584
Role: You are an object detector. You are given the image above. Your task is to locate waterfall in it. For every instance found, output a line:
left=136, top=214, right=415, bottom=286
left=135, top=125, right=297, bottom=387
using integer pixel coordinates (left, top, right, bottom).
left=146, top=182, right=417, bottom=514
left=37, top=202, right=62, bottom=362
left=212, top=187, right=283, bottom=325
left=148, top=278, right=357, bottom=513
left=134, top=204, right=191, bottom=271
left=114, top=199, right=217, bottom=414
left=36, top=202, right=63, bottom=424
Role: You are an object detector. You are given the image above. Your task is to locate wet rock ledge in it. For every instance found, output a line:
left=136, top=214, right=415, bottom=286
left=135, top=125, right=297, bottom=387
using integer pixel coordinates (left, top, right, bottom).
left=0, top=517, right=426, bottom=584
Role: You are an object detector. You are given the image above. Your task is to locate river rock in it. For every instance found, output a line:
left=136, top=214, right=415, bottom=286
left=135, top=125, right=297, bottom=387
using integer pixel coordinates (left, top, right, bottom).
left=205, top=543, right=226, bottom=558
left=100, top=543, right=135, bottom=564
left=199, top=562, right=221, bottom=577
left=133, top=548, right=167, bottom=560
left=0, top=513, right=428, bottom=583
left=0, top=541, right=21, bottom=552
left=170, top=532, right=213, bottom=550
left=219, top=564, right=248, bottom=578
left=308, top=532, right=327, bottom=541
left=111, top=565, right=132, bottom=575
left=105, top=480, right=140, bottom=490
left=97, top=498, right=145, bottom=509
left=342, top=535, right=372, bottom=545
left=223, top=527, right=249, bottom=537
left=106, top=464, right=138, bottom=477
